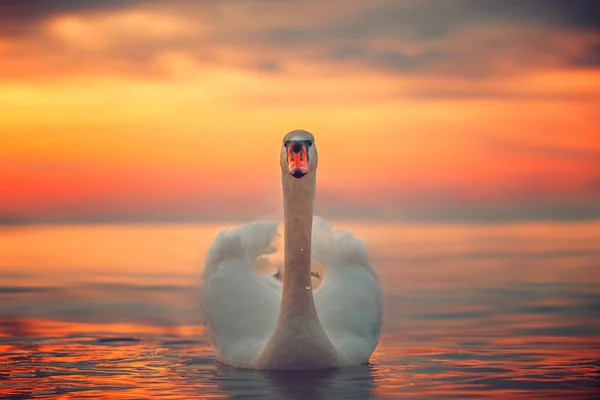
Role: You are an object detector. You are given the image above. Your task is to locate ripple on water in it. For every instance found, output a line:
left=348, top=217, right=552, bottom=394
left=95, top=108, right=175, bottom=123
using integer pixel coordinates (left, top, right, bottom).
left=0, top=320, right=598, bottom=399
left=1, top=222, right=600, bottom=398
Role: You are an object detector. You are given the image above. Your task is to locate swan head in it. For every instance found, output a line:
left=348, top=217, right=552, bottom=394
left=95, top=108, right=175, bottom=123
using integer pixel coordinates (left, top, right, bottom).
left=280, top=130, right=318, bottom=179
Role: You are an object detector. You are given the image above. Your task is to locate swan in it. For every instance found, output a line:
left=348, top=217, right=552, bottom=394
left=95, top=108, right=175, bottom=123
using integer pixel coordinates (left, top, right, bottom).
left=201, top=130, right=382, bottom=370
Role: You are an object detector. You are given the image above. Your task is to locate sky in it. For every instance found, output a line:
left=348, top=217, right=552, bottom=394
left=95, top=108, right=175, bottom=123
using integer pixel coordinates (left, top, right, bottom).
left=0, top=0, right=599, bottom=224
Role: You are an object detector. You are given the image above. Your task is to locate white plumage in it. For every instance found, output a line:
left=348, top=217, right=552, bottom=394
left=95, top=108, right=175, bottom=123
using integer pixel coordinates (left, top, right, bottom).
left=200, top=130, right=382, bottom=370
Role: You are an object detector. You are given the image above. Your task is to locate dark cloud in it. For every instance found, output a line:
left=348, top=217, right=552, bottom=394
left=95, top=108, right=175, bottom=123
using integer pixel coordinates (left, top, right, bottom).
left=1, top=0, right=598, bottom=35
left=255, top=0, right=599, bottom=46
left=587, top=176, right=600, bottom=193
left=313, top=183, right=600, bottom=224
left=508, top=0, right=600, bottom=30
left=0, top=0, right=598, bottom=82
left=0, top=211, right=29, bottom=225
left=242, top=1, right=600, bottom=78
left=0, top=0, right=137, bottom=15
left=405, top=90, right=599, bottom=101
left=351, top=0, right=600, bottom=39
left=567, top=43, right=600, bottom=67
left=325, top=47, right=460, bottom=75
left=253, top=60, right=284, bottom=74
left=3, top=200, right=599, bottom=225
left=317, top=197, right=600, bottom=224
left=0, top=0, right=148, bottom=35
left=486, top=138, right=600, bottom=162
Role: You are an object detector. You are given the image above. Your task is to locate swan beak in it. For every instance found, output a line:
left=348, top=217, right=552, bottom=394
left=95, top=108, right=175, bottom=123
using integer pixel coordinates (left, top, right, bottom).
left=287, top=141, right=309, bottom=178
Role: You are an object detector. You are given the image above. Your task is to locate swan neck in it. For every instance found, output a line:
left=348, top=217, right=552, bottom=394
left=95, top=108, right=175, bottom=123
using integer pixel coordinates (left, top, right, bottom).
left=281, top=172, right=317, bottom=316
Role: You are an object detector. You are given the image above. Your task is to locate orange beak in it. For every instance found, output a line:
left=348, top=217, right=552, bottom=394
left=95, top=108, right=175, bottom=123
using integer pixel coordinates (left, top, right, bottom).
left=287, top=143, right=309, bottom=178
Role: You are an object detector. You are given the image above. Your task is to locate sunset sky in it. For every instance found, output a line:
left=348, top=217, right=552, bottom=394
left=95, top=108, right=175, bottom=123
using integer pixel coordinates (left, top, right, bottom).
left=1, top=0, right=599, bottom=223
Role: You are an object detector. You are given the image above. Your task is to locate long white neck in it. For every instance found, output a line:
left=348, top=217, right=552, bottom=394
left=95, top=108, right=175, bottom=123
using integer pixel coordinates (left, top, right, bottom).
left=279, top=170, right=319, bottom=319
left=255, top=144, right=337, bottom=369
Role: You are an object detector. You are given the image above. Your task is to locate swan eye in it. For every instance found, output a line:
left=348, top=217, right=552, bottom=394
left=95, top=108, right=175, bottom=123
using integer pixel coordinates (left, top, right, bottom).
left=284, top=139, right=312, bottom=149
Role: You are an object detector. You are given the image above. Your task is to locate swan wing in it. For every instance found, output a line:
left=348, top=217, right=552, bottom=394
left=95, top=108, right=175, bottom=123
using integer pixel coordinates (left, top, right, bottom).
left=201, top=221, right=282, bottom=368
left=312, top=216, right=383, bottom=366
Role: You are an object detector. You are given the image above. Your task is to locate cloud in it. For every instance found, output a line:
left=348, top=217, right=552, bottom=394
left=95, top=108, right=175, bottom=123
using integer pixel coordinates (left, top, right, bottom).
left=1, top=0, right=599, bottom=84
left=315, top=191, right=600, bottom=223
left=568, top=43, right=600, bottom=67
left=234, top=0, right=600, bottom=77
left=360, top=0, right=600, bottom=35
left=246, top=0, right=600, bottom=45
left=2, top=0, right=598, bottom=37
left=588, top=176, right=600, bottom=193
left=0, top=211, right=29, bottom=225
left=0, top=0, right=147, bottom=35
left=486, top=138, right=600, bottom=162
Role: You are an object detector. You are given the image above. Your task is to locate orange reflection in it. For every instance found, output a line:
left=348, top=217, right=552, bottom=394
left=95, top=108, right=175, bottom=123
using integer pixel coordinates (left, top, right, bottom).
left=0, top=221, right=599, bottom=398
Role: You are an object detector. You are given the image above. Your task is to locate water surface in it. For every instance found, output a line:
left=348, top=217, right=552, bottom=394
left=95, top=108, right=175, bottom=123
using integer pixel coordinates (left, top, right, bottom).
left=1, top=221, right=599, bottom=398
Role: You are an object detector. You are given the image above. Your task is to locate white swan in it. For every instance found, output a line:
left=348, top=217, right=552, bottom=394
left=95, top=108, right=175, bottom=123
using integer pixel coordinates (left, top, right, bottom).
left=201, top=130, right=382, bottom=370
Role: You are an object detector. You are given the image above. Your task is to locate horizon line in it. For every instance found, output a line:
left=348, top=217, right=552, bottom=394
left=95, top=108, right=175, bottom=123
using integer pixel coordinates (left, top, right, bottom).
left=2, top=214, right=600, bottom=227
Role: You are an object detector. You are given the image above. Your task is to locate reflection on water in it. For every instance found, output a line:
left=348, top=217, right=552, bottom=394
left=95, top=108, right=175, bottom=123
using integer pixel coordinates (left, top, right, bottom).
left=0, top=221, right=599, bottom=398
left=214, top=363, right=374, bottom=400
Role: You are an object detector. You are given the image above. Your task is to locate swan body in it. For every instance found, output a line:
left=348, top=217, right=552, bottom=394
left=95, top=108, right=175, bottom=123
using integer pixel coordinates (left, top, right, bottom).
left=201, top=130, right=382, bottom=370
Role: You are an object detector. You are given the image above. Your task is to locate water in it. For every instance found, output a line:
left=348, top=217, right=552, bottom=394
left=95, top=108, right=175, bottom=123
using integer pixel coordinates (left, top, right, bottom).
left=1, top=221, right=599, bottom=399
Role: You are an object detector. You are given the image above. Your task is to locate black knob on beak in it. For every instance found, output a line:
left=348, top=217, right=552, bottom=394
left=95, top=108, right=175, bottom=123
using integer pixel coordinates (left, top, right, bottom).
left=291, top=141, right=303, bottom=153
left=292, top=168, right=306, bottom=178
